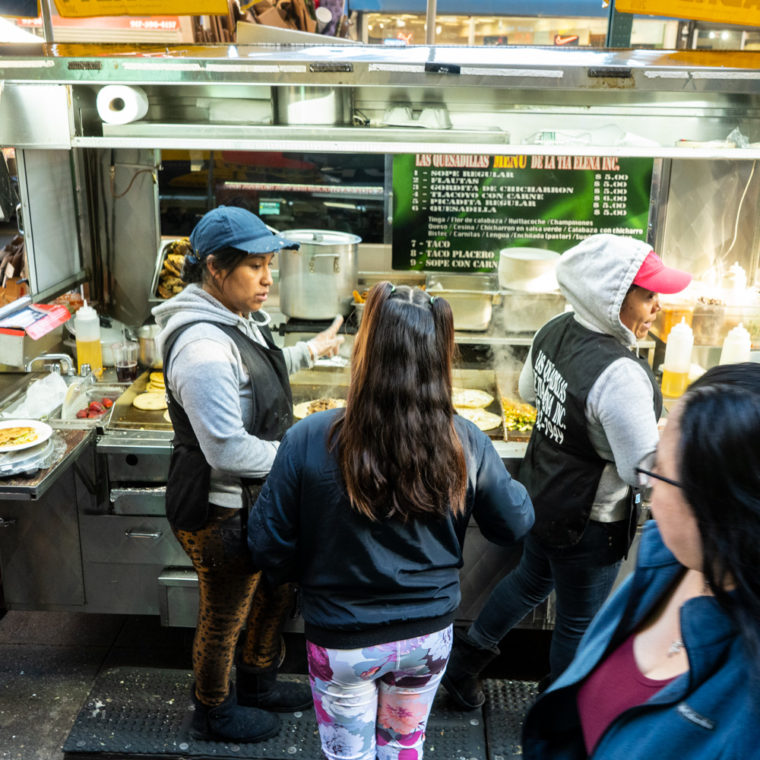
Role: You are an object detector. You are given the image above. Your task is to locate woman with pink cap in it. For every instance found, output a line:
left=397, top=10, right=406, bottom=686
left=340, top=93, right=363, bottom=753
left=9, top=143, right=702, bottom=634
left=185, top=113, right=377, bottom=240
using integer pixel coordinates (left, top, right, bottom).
left=443, top=233, right=692, bottom=708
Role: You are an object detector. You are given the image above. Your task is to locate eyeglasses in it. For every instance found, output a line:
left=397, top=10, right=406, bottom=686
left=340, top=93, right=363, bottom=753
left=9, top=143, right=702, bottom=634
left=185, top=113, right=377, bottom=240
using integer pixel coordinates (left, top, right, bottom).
left=634, top=451, right=684, bottom=497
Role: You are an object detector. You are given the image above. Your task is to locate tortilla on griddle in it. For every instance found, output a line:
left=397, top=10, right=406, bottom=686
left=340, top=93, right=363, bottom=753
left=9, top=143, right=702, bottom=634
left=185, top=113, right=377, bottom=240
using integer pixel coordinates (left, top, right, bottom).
left=132, top=392, right=168, bottom=411
left=456, top=407, right=502, bottom=431
left=452, top=387, right=494, bottom=409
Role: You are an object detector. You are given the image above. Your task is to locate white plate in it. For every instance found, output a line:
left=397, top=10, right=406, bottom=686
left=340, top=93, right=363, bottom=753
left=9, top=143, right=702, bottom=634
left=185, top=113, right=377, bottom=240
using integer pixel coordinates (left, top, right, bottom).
left=0, top=419, right=54, bottom=453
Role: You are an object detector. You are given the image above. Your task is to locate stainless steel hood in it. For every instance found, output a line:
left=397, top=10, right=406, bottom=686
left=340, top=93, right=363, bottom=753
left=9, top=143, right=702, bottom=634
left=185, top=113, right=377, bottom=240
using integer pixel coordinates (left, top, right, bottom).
left=2, top=44, right=760, bottom=158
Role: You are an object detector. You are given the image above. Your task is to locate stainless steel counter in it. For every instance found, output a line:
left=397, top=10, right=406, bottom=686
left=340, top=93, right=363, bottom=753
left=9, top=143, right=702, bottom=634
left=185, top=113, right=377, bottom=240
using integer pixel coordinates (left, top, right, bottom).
left=0, top=427, right=93, bottom=501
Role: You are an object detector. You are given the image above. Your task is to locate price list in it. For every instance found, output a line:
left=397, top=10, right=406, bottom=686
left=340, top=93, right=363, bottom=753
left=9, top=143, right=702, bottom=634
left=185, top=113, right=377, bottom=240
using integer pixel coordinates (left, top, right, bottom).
left=392, top=153, right=654, bottom=272
left=595, top=174, right=631, bottom=217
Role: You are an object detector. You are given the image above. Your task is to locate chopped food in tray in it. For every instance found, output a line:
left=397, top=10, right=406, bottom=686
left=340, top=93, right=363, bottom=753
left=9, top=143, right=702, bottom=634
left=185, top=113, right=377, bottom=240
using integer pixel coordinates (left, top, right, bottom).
left=156, top=238, right=192, bottom=300
left=501, top=397, right=537, bottom=432
left=293, top=398, right=346, bottom=419
left=75, top=397, right=114, bottom=419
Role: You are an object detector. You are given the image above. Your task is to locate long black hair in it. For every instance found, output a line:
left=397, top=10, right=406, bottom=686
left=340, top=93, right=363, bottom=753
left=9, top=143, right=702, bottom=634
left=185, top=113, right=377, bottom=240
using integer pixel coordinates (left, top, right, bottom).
left=679, top=362, right=760, bottom=675
left=330, top=282, right=467, bottom=522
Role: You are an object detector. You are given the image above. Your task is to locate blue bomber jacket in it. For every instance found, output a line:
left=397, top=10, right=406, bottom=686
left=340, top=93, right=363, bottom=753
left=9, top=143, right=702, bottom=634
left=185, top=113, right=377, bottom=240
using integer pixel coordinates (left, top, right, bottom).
left=248, top=409, right=534, bottom=649
left=521, top=521, right=760, bottom=760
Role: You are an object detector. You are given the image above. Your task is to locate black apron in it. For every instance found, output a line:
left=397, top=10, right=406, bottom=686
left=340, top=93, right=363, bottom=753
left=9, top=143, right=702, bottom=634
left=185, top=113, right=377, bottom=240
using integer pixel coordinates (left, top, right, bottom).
left=519, top=313, right=662, bottom=549
left=163, top=317, right=292, bottom=531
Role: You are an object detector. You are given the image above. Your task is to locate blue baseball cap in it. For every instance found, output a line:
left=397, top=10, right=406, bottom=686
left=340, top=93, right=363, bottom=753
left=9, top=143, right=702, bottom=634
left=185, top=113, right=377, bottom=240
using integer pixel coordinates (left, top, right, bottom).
left=190, top=205, right=299, bottom=258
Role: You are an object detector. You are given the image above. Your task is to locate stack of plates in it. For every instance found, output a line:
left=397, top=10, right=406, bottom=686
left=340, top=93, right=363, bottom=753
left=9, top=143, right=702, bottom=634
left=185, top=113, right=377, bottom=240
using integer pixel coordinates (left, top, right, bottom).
left=0, top=420, right=55, bottom=477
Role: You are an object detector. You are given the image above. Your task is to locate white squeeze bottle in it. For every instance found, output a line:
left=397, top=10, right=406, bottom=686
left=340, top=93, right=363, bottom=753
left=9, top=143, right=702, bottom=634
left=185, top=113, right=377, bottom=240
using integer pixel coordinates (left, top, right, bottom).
left=661, top=318, right=693, bottom=398
left=719, top=323, right=751, bottom=365
left=75, top=301, right=103, bottom=377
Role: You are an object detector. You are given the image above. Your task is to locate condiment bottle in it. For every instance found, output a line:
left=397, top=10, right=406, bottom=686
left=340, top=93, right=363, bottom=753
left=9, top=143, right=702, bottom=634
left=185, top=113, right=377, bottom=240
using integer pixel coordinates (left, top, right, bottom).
left=719, top=323, right=751, bottom=365
left=661, top=318, right=693, bottom=398
left=74, top=301, right=103, bottom=377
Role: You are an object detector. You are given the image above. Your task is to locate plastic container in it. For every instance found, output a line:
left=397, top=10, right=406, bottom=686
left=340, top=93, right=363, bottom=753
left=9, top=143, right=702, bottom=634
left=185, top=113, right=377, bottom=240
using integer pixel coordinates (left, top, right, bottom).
left=653, top=298, right=694, bottom=343
left=424, top=273, right=500, bottom=332
left=74, top=301, right=103, bottom=377
left=719, top=323, right=751, bottom=365
left=661, top=318, right=693, bottom=398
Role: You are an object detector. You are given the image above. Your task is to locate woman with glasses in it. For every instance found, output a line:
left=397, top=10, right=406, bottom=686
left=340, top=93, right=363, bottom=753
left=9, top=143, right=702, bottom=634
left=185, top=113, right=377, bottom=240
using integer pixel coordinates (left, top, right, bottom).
left=444, top=234, right=692, bottom=708
left=247, top=282, right=534, bottom=760
left=520, top=362, right=760, bottom=759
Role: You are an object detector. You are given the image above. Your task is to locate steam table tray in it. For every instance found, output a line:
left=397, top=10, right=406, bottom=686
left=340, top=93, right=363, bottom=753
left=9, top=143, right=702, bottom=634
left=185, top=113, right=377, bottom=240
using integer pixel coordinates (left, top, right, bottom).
left=107, top=372, right=172, bottom=432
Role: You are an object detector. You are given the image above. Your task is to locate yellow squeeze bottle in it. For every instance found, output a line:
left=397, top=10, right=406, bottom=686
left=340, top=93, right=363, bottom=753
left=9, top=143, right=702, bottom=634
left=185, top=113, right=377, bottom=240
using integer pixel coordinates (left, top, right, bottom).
left=661, top=318, right=693, bottom=398
left=74, top=301, right=103, bottom=377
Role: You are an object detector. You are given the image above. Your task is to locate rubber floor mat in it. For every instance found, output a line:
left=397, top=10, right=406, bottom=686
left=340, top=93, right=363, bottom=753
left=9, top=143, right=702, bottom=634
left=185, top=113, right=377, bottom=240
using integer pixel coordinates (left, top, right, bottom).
left=482, top=678, right=538, bottom=760
left=62, top=666, right=493, bottom=759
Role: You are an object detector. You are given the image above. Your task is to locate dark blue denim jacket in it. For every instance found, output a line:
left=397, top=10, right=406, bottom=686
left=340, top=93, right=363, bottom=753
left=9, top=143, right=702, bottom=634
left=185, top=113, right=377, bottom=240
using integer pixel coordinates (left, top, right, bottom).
left=522, top=520, right=760, bottom=759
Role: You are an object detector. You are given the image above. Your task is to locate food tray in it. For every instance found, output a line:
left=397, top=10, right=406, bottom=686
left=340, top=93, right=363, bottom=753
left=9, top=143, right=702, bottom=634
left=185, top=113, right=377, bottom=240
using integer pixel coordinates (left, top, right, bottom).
left=496, top=374, right=535, bottom=442
left=148, top=237, right=191, bottom=305
left=107, top=371, right=172, bottom=431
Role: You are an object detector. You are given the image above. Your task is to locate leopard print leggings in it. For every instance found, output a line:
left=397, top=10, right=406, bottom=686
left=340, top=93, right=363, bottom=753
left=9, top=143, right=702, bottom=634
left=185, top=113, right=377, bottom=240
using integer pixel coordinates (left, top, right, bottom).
left=173, top=504, right=297, bottom=706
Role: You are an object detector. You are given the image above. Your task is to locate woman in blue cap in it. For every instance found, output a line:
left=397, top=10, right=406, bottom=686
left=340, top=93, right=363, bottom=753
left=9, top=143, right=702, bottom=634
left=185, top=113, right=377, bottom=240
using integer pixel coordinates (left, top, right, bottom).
left=153, top=205, right=344, bottom=743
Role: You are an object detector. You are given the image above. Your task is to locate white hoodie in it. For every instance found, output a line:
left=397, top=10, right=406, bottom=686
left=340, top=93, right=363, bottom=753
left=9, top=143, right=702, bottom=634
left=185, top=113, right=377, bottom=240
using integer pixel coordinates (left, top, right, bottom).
left=153, top=284, right=313, bottom=508
left=518, top=235, right=660, bottom=523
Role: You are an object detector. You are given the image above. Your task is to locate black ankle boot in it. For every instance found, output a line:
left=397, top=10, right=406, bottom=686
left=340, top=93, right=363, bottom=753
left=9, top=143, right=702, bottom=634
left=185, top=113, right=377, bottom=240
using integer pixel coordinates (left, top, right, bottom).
left=190, top=685, right=280, bottom=743
left=442, top=628, right=500, bottom=711
left=236, top=662, right=313, bottom=713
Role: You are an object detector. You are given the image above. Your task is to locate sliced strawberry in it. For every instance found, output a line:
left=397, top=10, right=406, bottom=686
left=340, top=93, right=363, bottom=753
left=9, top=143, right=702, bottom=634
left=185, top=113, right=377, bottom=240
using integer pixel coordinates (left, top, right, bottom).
left=102, top=398, right=114, bottom=408
left=76, top=409, right=88, bottom=418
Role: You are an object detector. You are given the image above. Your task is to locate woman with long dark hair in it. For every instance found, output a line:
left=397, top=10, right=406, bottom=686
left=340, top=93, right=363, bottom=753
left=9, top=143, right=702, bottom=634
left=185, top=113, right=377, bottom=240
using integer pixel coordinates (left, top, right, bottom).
left=248, top=282, right=534, bottom=760
left=520, top=362, right=760, bottom=759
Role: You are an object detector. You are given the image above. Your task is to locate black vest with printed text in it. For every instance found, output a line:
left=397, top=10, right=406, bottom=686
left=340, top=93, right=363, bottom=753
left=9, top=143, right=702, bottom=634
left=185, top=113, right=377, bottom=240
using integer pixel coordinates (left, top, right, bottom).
left=163, top=317, right=292, bottom=531
left=519, top=312, right=662, bottom=548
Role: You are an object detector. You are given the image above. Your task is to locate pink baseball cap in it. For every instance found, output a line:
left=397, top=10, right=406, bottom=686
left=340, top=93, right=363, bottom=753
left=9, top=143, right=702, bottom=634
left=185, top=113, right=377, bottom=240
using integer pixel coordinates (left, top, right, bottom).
left=633, top=251, right=692, bottom=294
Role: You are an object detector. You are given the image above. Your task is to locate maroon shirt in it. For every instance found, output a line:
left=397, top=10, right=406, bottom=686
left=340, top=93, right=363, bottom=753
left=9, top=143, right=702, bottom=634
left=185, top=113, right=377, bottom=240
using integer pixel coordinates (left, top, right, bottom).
left=576, top=632, right=677, bottom=755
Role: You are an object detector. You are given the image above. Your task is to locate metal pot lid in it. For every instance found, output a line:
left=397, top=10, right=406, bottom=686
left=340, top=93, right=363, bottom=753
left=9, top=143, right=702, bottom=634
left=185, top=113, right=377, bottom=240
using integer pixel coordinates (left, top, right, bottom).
left=279, top=229, right=362, bottom=246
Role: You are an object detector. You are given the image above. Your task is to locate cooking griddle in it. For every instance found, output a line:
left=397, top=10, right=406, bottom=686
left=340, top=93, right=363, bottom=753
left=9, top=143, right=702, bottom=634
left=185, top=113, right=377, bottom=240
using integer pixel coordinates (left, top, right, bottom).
left=106, top=371, right=172, bottom=431
left=448, top=369, right=504, bottom=441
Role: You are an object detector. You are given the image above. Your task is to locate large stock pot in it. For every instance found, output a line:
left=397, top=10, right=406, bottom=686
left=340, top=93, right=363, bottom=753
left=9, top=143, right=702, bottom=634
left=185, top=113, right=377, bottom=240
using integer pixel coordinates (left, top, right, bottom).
left=278, top=229, right=361, bottom=320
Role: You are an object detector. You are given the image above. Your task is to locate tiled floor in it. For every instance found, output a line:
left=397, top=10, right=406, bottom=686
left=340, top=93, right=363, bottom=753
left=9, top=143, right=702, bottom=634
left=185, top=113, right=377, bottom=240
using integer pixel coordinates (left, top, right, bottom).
left=0, top=610, right=194, bottom=760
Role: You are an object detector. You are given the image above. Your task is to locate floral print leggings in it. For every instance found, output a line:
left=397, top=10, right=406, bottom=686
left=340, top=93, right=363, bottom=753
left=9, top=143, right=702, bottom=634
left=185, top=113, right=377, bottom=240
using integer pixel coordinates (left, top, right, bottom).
left=307, top=626, right=452, bottom=760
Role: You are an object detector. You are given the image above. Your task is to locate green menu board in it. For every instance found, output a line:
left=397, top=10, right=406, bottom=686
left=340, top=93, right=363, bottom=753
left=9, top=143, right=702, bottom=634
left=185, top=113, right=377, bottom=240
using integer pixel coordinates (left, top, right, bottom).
left=392, top=153, right=654, bottom=272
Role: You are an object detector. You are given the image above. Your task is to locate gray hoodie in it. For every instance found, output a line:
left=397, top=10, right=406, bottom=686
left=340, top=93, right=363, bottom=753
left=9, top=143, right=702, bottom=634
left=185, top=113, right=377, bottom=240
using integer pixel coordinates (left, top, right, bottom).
left=518, top=234, right=660, bottom=522
left=152, top=284, right=312, bottom=508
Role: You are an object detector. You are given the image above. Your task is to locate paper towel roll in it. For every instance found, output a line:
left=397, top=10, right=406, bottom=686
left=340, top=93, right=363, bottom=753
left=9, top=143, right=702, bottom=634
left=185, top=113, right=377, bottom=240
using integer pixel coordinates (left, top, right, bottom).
left=96, top=85, right=149, bottom=125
